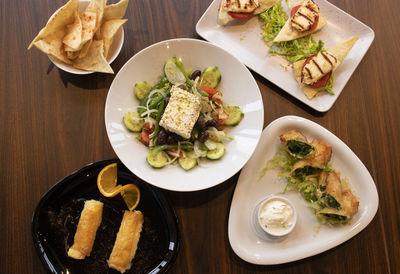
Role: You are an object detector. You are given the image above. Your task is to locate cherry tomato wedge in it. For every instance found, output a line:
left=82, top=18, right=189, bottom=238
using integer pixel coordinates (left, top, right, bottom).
left=142, top=122, right=154, bottom=134
left=214, top=108, right=228, bottom=130
left=200, top=86, right=218, bottom=98
left=301, top=54, right=332, bottom=88
left=228, top=11, right=253, bottom=20
left=139, top=130, right=150, bottom=146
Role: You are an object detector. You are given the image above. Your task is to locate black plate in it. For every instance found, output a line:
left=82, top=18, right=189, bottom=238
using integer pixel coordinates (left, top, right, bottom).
left=32, top=159, right=179, bottom=273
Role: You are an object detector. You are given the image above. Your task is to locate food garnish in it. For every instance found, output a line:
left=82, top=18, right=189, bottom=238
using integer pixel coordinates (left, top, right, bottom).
left=260, top=130, right=359, bottom=224
left=28, top=0, right=129, bottom=73
left=97, top=163, right=141, bottom=211
left=123, top=57, right=244, bottom=171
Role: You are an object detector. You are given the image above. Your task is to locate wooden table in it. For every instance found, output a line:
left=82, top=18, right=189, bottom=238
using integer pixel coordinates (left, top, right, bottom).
left=1, top=0, right=399, bottom=273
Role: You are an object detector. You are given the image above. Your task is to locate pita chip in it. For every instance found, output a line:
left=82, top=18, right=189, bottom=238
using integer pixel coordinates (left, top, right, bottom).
left=293, top=36, right=359, bottom=99
left=28, top=0, right=79, bottom=49
left=100, top=19, right=127, bottom=58
left=33, top=30, right=73, bottom=64
left=62, top=11, right=82, bottom=50
left=103, top=0, right=129, bottom=21
left=73, top=39, right=113, bottom=73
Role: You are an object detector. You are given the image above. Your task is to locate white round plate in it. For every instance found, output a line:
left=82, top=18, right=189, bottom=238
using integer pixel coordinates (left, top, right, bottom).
left=105, top=38, right=264, bottom=191
left=228, top=115, right=379, bottom=264
left=48, top=0, right=124, bottom=75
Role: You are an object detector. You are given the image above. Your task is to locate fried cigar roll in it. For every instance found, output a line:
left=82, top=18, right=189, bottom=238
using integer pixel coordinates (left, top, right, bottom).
left=318, top=172, right=359, bottom=222
left=291, top=139, right=332, bottom=177
left=108, top=210, right=144, bottom=273
left=280, top=130, right=315, bottom=159
left=67, top=200, right=103, bottom=259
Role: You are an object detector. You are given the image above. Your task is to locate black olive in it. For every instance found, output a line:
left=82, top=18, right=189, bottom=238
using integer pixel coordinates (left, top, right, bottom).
left=198, top=131, right=209, bottom=143
left=158, top=128, right=168, bottom=145
left=190, top=70, right=202, bottom=80
left=196, top=115, right=207, bottom=131
left=206, top=119, right=218, bottom=128
left=167, top=133, right=179, bottom=144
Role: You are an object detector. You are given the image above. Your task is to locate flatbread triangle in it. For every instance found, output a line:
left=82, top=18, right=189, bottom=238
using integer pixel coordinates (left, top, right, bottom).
left=293, top=36, right=359, bottom=99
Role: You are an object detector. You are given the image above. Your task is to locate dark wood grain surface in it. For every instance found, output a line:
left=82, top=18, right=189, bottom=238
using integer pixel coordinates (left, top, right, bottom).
left=1, top=0, right=399, bottom=273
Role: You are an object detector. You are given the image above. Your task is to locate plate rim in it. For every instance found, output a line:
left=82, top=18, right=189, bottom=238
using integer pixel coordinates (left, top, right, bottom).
left=105, top=37, right=264, bottom=192
left=195, top=0, right=375, bottom=112
left=228, top=115, right=379, bottom=265
left=31, top=158, right=180, bottom=273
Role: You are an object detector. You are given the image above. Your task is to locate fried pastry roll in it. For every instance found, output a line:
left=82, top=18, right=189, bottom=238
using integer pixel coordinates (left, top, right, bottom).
left=280, top=130, right=315, bottom=159
left=291, top=139, right=332, bottom=177
left=67, top=200, right=103, bottom=259
left=108, top=210, right=144, bottom=273
left=317, top=172, right=359, bottom=222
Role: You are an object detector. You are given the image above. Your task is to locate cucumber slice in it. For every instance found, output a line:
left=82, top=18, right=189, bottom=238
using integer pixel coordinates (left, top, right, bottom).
left=134, top=81, right=152, bottom=100
left=224, top=106, right=244, bottom=126
left=200, top=66, right=221, bottom=88
left=147, top=150, right=169, bottom=168
left=123, top=112, right=144, bottom=132
left=178, top=153, right=197, bottom=171
left=164, top=58, right=186, bottom=85
left=206, top=142, right=225, bottom=160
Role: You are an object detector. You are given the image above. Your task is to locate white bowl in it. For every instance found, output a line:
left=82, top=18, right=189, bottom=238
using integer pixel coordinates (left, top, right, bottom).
left=105, top=38, right=264, bottom=191
left=47, top=0, right=124, bottom=74
left=257, top=196, right=297, bottom=237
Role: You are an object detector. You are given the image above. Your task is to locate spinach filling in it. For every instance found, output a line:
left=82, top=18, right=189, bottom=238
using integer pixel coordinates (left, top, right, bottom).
left=293, top=165, right=321, bottom=178
left=286, top=140, right=315, bottom=158
left=321, top=193, right=341, bottom=210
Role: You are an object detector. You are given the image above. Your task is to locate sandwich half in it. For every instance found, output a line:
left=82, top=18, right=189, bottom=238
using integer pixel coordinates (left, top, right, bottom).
left=293, top=36, right=359, bottom=99
left=273, top=0, right=327, bottom=42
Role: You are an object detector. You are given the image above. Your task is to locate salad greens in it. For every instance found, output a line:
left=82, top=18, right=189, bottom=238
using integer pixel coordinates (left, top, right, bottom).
left=259, top=2, right=324, bottom=62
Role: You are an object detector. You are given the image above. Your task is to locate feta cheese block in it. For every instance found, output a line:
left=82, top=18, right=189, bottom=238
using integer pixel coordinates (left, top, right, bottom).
left=159, top=86, right=201, bottom=139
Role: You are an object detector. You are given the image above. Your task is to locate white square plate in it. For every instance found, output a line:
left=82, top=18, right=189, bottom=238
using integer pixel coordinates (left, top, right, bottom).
left=228, top=116, right=379, bottom=264
left=196, top=0, right=375, bottom=112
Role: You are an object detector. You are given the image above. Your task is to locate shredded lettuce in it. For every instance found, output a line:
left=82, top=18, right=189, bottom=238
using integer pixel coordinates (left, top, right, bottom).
left=258, top=2, right=324, bottom=62
left=318, top=72, right=335, bottom=95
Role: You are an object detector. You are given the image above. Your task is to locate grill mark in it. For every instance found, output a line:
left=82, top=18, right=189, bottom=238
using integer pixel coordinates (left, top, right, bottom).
left=305, top=67, right=312, bottom=80
left=298, top=12, right=314, bottom=23
left=236, top=0, right=241, bottom=9
left=312, top=59, right=324, bottom=74
left=290, top=19, right=306, bottom=31
left=321, top=52, right=333, bottom=67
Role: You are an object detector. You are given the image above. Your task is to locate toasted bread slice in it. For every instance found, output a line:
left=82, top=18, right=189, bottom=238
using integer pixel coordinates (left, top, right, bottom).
left=293, top=36, right=359, bottom=99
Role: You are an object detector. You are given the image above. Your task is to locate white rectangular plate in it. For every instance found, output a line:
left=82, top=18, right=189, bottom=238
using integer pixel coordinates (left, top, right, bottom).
left=228, top=116, right=379, bottom=264
left=196, top=0, right=375, bottom=112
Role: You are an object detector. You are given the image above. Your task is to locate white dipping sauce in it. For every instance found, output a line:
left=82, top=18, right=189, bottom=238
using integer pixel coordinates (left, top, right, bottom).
left=259, top=199, right=294, bottom=232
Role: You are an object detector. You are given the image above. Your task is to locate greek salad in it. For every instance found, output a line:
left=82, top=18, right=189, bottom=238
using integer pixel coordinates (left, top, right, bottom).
left=123, top=57, right=244, bottom=170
